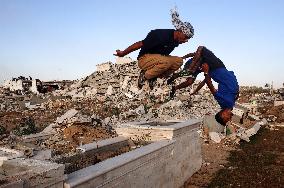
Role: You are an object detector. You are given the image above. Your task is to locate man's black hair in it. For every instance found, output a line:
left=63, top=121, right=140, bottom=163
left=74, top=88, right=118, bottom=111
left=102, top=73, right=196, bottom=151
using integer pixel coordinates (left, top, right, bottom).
left=215, top=110, right=226, bottom=126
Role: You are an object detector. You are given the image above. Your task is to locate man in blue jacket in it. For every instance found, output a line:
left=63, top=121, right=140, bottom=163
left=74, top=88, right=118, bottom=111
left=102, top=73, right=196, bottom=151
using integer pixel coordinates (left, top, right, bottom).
left=170, top=46, right=239, bottom=126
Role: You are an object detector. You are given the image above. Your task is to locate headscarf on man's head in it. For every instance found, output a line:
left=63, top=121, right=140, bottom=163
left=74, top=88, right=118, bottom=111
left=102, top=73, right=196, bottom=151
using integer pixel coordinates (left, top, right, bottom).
left=171, top=7, right=194, bottom=38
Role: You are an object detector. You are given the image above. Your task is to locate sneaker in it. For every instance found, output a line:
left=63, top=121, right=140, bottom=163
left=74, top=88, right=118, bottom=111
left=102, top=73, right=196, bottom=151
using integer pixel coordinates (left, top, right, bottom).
left=138, top=71, right=146, bottom=89
left=148, top=77, right=157, bottom=90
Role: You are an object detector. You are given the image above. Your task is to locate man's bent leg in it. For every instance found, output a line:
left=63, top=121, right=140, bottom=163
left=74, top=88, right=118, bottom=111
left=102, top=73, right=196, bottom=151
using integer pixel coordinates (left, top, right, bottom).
left=145, top=62, right=172, bottom=79
left=146, top=55, right=183, bottom=78
left=138, top=54, right=183, bottom=80
left=170, top=56, right=183, bottom=71
left=161, top=56, right=183, bottom=78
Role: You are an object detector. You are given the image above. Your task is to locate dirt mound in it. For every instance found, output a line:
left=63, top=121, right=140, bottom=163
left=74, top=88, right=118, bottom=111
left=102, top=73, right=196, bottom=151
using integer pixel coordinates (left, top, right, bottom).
left=63, top=124, right=114, bottom=145
left=207, top=127, right=284, bottom=187
left=259, top=104, right=284, bottom=123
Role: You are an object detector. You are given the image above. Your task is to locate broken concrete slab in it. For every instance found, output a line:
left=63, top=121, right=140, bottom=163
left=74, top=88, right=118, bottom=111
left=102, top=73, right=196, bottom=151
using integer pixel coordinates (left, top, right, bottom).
left=237, top=119, right=267, bottom=142
left=76, top=136, right=128, bottom=153
left=21, top=131, right=56, bottom=143
left=31, top=149, right=52, bottom=161
left=56, top=109, right=78, bottom=124
left=96, top=62, right=112, bottom=72
left=274, top=100, right=284, bottom=106
left=0, top=158, right=64, bottom=188
left=64, top=140, right=175, bottom=188
left=115, top=120, right=202, bottom=187
left=0, top=180, right=24, bottom=188
left=41, top=123, right=56, bottom=133
left=115, top=57, right=133, bottom=65
left=209, top=132, right=224, bottom=143
left=203, top=115, right=224, bottom=133
left=52, top=136, right=130, bottom=174
left=0, top=148, right=24, bottom=166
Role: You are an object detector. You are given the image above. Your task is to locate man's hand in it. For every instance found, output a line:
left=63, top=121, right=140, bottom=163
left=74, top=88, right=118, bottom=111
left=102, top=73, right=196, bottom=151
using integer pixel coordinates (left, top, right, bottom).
left=113, top=50, right=125, bottom=57
left=201, top=63, right=209, bottom=73
left=113, top=41, right=143, bottom=57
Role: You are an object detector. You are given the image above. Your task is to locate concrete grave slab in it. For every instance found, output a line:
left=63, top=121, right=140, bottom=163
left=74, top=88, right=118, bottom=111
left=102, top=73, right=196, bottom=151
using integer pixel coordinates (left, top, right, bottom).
left=64, top=120, right=202, bottom=188
left=0, top=159, right=64, bottom=188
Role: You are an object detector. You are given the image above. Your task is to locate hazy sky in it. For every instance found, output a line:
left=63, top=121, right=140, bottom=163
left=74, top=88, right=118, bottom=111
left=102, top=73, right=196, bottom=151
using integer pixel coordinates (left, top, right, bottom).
left=1, top=0, right=283, bottom=88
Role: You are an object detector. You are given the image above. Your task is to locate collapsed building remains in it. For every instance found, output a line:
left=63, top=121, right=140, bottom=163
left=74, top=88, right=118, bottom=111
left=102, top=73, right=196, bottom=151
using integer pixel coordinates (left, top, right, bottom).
left=3, top=76, right=72, bottom=95
left=0, top=57, right=282, bottom=187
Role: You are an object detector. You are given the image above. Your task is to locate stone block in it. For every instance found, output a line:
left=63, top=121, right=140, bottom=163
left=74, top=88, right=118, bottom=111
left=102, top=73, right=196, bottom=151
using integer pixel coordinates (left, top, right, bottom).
left=64, top=140, right=175, bottom=188
left=96, top=62, right=112, bottom=72
left=0, top=180, right=24, bottom=188
left=116, top=57, right=133, bottom=65
left=53, top=137, right=130, bottom=174
left=0, top=148, right=24, bottom=166
left=274, top=100, right=284, bottom=106
left=64, top=120, right=202, bottom=188
left=0, top=158, right=64, bottom=188
left=21, top=132, right=56, bottom=143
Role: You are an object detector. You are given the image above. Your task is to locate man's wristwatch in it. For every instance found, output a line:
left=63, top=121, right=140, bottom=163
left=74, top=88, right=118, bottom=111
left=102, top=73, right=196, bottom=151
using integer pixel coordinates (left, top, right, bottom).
left=204, top=73, right=208, bottom=76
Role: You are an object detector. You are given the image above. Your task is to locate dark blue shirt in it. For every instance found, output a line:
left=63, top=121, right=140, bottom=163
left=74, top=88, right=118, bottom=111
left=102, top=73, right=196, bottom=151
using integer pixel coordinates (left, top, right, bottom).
left=209, top=68, right=239, bottom=109
left=138, top=29, right=179, bottom=59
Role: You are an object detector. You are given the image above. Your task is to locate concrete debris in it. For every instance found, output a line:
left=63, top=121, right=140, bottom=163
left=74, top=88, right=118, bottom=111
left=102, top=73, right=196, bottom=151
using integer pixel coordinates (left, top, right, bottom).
left=0, top=60, right=283, bottom=186
left=116, top=56, right=133, bottom=65
left=42, top=123, right=56, bottom=133
left=203, top=115, right=225, bottom=134
left=236, top=119, right=267, bottom=142
left=106, top=85, right=113, bottom=96
left=32, top=149, right=52, bottom=160
left=56, top=109, right=78, bottom=124
left=125, top=92, right=134, bottom=98
left=209, top=132, right=224, bottom=143
left=0, top=147, right=24, bottom=166
left=135, top=105, right=146, bottom=115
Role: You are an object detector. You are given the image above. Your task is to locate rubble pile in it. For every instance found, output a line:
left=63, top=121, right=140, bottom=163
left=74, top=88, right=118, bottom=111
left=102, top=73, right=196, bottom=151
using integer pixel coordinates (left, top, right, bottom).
left=0, top=60, right=221, bottom=160
left=238, top=86, right=284, bottom=123
left=0, top=59, right=283, bottom=160
left=258, top=104, right=284, bottom=123
left=38, top=109, right=116, bottom=155
left=55, top=60, right=220, bottom=123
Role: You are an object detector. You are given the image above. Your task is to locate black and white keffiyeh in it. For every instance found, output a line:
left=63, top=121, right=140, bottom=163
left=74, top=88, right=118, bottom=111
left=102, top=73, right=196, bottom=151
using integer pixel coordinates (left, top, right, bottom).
left=171, top=7, right=194, bottom=38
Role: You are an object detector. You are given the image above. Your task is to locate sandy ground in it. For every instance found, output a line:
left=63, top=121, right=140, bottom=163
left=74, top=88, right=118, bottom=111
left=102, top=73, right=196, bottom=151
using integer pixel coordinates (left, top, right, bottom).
left=185, top=126, right=284, bottom=188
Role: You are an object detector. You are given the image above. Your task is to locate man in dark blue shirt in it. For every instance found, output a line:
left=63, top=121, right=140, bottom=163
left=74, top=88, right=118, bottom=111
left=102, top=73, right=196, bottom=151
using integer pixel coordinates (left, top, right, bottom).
left=170, top=46, right=239, bottom=126
left=114, top=8, right=194, bottom=89
left=202, top=62, right=239, bottom=126
left=114, top=28, right=193, bottom=89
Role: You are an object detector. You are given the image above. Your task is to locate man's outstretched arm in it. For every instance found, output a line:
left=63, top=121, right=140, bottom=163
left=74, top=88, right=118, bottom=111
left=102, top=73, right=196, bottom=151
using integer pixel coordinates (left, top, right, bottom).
left=114, top=41, right=143, bottom=57
left=191, top=79, right=206, bottom=95
left=202, top=63, right=217, bottom=95
left=174, top=77, right=195, bottom=90
left=187, top=46, right=204, bottom=72
left=182, top=52, right=195, bottom=59
left=169, top=77, right=195, bottom=99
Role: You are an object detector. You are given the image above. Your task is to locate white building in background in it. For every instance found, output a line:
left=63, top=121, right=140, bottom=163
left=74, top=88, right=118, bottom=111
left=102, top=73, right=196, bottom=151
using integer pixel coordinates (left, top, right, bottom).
left=3, top=79, right=24, bottom=92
